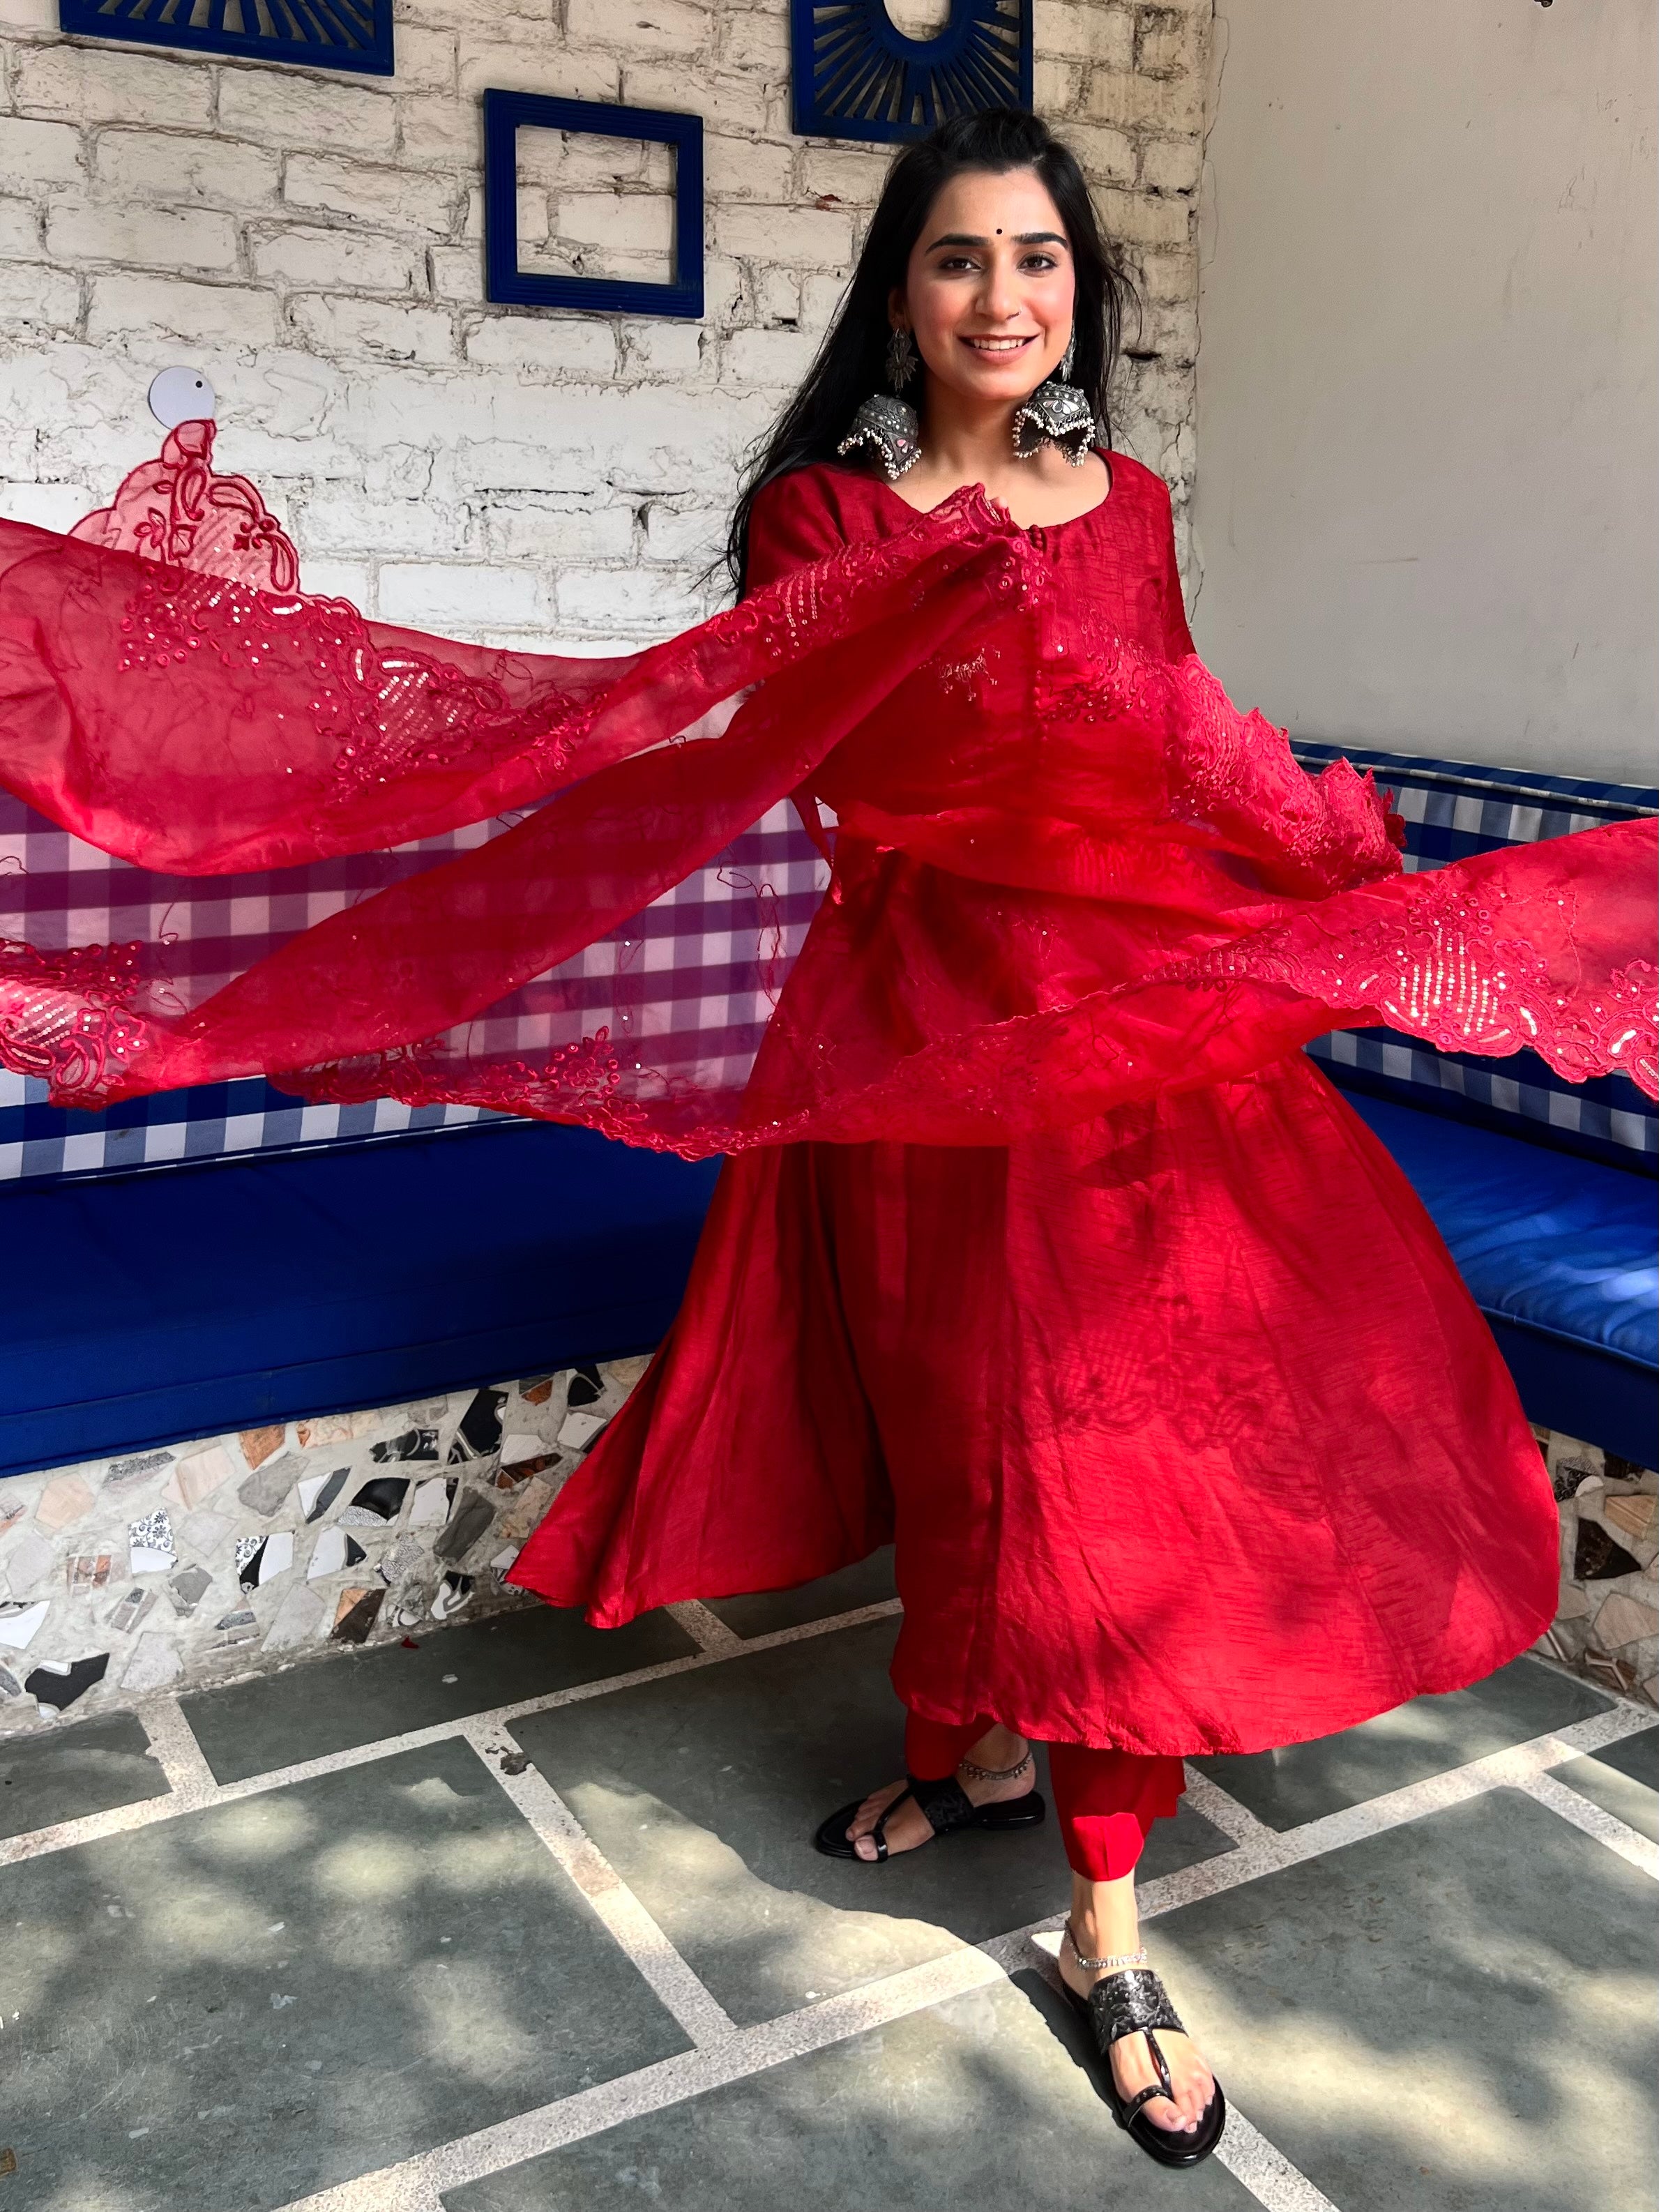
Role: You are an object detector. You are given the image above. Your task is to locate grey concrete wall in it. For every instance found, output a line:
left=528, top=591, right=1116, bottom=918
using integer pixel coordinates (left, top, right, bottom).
left=1192, top=0, right=1658, bottom=780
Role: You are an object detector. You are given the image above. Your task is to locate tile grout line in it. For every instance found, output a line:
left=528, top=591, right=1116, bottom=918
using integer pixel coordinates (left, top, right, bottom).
left=665, top=1600, right=748, bottom=1657
left=1180, top=1761, right=1277, bottom=1844
left=135, top=1693, right=220, bottom=1797
left=1213, top=2109, right=1345, bottom=2212
left=3, top=1655, right=1650, bottom=1906
left=0, top=1597, right=904, bottom=1870
left=273, top=1899, right=1339, bottom=2212
left=282, top=1672, right=1335, bottom=2210
left=273, top=1946, right=1010, bottom=2212
left=980, top=1703, right=1659, bottom=1956
left=460, top=1716, right=738, bottom=2049
left=1511, top=1767, right=1659, bottom=1878
left=1139, top=1707, right=1659, bottom=1916
left=3, top=1646, right=1649, bottom=1915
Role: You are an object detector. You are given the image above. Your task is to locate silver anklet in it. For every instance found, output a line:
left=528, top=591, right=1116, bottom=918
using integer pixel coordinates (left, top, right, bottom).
left=1064, top=1919, right=1148, bottom=1974
left=957, top=1747, right=1034, bottom=1783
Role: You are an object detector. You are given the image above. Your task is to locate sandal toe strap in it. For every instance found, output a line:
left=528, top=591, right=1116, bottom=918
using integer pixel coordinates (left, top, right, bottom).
left=1088, top=1967, right=1186, bottom=2047
left=906, top=1771, right=979, bottom=1836
left=869, top=1787, right=914, bottom=1860
left=1144, top=2027, right=1176, bottom=2103
left=1119, top=2078, right=1176, bottom=2123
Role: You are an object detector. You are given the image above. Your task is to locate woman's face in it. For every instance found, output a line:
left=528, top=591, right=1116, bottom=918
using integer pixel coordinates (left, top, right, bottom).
left=895, top=165, right=1077, bottom=407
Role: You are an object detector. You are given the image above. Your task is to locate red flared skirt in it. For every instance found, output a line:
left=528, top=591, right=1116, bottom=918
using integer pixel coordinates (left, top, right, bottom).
left=510, top=1052, right=1558, bottom=1757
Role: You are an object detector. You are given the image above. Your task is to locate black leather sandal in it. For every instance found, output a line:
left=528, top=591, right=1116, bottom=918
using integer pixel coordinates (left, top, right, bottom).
left=1061, top=1929, right=1226, bottom=2168
left=814, top=1755, right=1046, bottom=1861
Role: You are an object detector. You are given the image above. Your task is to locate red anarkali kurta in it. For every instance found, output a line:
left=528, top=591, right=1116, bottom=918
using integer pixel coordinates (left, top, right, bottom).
left=508, top=457, right=1563, bottom=1757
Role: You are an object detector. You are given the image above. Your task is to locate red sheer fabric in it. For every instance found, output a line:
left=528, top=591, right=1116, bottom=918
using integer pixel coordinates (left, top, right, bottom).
left=1, top=427, right=1650, bottom=1140
left=2, top=431, right=1653, bottom=1757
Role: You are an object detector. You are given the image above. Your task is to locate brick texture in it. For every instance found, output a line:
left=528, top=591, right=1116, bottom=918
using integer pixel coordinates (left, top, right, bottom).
left=0, top=4, right=1208, bottom=644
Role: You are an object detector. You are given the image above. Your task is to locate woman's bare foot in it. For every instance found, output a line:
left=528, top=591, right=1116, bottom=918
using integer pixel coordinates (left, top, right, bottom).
left=845, top=1722, right=1034, bottom=1862
left=1059, top=1872, right=1215, bottom=2135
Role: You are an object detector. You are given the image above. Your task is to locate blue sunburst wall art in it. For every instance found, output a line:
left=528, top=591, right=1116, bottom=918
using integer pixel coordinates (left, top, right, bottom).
left=791, top=0, right=1031, bottom=144
left=57, top=0, right=394, bottom=77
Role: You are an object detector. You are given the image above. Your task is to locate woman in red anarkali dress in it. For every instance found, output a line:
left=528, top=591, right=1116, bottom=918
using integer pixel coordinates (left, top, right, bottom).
left=2, top=107, right=1651, bottom=2176
left=507, top=112, right=1569, bottom=2165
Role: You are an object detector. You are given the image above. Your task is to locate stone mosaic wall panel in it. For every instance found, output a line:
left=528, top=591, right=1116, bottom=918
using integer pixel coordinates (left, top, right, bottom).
left=0, top=1359, right=649, bottom=1731
left=2, top=1394, right=1652, bottom=1733
left=1532, top=1426, right=1659, bottom=1709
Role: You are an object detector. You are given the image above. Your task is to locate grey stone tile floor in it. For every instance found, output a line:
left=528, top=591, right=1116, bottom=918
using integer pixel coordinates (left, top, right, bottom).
left=183, top=1603, right=697, bottom=1785
left=513, top=1613, right=1236, bottom=2026
left=704, top=1545, right=899, bottom=1638
left=1189, top=1655, right=1612, bottom=1830
left=0, top=1708, right=169, bottom=1839
left=446, top=1973, right=1262, bottom=2212
left=0, top=1565, right=1653, bottom=2212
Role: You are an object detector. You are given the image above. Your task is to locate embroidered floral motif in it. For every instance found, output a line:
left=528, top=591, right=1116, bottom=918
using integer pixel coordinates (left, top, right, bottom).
left=70, top=418, right=301, bottom=593
left=289, top=1025, right=653, bottom=1134
left=0, top=939, right=148, bottom=1099
left=711, top=482, right=1042, bottom=671
left=1163, top=656, right=1401, bottom=891
left=322, top=648, right=589, bottom=801
left=1161, top=881, right=1658, bottom=1091
left=1034, top=621, right=1401, bottom=893
left=113, top=569, right=593, bottom=801
left=74, top=421, right=592, bottom=801
left=1593, top=960, right=1659, bottom=1094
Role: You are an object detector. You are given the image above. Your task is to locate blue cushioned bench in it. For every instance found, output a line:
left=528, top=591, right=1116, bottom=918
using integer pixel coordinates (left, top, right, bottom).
left=0, top=1123, right=719, bottom=1482
left=1293, top=743, right=1656, bottom=1467
left=1344, top=1095, right=1656, bottom=1465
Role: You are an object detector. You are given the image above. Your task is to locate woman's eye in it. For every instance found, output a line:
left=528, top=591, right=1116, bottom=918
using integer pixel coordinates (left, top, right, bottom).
left=1021, top=253, right=1059, bottom=272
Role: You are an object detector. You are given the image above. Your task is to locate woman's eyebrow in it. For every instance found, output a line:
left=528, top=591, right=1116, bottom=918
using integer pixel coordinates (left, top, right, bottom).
left=922, top=229, right=1070, bottom=251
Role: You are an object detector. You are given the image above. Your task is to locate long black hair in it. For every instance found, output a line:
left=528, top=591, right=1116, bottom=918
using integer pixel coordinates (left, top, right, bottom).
left=723, top=107, right=1132, bottom=598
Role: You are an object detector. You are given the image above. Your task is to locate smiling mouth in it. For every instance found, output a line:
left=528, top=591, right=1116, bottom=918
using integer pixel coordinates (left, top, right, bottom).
left=960, top=334, right=1039, bottom=355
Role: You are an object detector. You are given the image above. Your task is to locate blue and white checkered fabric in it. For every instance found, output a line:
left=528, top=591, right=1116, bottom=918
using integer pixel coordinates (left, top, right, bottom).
left=5, top=747, right=1651, bottom=1182
left=0, top=798, right=826, bottom=1183
left=0, top=1080, right=494, bottom=1184
left=1292, top=743, right=1658, bottom=1170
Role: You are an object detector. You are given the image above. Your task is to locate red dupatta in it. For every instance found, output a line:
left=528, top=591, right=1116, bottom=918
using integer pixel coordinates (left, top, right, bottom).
left=0, top=423, right=1651, bottom=1153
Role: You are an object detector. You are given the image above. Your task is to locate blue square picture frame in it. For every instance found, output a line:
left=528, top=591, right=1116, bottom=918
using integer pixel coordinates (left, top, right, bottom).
left=483, top=91, right=704, bottom=322
left=791, top=0, right=1031, bottom=144
left=58, top=0, right=394, bottom=77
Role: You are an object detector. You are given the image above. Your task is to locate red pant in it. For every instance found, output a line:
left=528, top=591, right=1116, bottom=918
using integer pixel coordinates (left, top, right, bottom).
left=905, top=1713, right=1184, bottom=1881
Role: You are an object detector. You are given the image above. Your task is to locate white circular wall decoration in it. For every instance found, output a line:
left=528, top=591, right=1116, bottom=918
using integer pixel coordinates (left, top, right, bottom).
left=147, top=368, right=216, bottom=430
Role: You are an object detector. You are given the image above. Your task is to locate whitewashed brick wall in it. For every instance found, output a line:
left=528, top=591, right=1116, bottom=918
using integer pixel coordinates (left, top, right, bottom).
left=0, top=0, right=1207, bottom=646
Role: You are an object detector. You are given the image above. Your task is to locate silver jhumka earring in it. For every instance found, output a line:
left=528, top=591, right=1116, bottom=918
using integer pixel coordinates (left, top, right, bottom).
left=838, top=322, right=923, bottom=481
left=1011, top=328, right=1096, bottom=467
